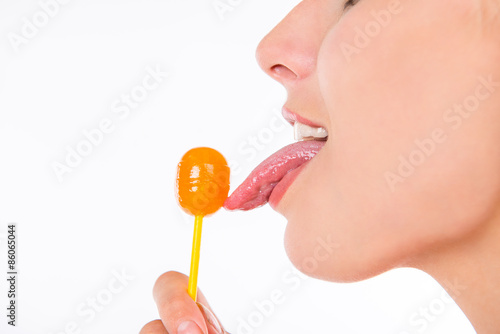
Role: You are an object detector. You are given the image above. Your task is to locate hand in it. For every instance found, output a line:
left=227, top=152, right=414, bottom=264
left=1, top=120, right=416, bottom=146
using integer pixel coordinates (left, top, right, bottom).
left=140, top=271, right=228, bottom=334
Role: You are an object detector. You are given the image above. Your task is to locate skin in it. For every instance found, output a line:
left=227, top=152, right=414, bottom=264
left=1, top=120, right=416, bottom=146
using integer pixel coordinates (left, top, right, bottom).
left=141, top=0, right=500, bottom=333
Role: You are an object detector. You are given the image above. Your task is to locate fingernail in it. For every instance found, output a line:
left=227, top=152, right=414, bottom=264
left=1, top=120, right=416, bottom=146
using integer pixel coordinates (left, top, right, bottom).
left=197, top=302, right=223, bottom=334
left=177, top=320, right=203, bottom=334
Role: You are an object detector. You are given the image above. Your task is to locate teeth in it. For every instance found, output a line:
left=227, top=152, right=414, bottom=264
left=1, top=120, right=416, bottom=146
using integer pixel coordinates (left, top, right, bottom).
left=294, top=122, right=328, bottom=141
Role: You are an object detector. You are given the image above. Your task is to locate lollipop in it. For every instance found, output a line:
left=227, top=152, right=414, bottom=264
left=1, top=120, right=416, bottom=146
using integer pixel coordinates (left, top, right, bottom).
left=176, top=147, right=230, bottom=301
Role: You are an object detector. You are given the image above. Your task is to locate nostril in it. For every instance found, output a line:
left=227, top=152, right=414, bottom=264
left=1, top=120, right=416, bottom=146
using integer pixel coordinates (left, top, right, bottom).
left=270, top=64, right=298, bottom=81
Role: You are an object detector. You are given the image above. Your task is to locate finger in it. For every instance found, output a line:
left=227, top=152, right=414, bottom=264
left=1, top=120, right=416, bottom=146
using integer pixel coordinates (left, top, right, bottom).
left=153, top=271, right=213, bottom=334
left=140, top=319, right=168, bottom=334
left=197, top=302, right=225, bottom=334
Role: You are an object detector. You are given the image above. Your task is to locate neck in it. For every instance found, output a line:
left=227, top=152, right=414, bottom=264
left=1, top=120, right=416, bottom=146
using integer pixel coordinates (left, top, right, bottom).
left=414, top=213, right=500, bottom=333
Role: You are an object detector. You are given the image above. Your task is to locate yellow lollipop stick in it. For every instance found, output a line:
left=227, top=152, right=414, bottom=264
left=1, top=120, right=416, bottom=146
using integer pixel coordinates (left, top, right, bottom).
left=188, top=215, right=204, bottom=301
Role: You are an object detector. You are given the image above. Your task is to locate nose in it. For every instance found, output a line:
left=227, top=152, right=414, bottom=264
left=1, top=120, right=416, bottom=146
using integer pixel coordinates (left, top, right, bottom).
left=255, top=2, right=321, bottom=86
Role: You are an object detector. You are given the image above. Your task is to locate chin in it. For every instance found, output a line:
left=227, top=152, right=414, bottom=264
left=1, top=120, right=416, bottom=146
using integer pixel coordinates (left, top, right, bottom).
left=282, top=220, right=400, bottom=284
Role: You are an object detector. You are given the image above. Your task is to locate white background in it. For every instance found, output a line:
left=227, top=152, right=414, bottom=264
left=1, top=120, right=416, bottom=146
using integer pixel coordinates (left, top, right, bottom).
left=0, top=1, right=476, bottom=333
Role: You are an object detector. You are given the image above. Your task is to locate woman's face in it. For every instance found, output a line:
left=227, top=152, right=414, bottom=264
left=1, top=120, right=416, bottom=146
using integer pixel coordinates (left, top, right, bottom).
left=256, top=0, right=500, bottom=282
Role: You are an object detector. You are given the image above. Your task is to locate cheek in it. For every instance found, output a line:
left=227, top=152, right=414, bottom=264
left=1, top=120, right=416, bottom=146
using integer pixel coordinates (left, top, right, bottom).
left=281, top=0, right=500, bottom=281
left=318, top=0, right=500, bottom=223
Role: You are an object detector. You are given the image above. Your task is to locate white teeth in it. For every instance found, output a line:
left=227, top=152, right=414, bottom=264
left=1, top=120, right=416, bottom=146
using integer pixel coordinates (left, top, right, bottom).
left=294, top=122, right=328, bottom=141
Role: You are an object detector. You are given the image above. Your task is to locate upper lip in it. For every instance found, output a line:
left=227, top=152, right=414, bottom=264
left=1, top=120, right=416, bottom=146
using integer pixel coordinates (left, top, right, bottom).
left=282, top=106, right=326, bottom=129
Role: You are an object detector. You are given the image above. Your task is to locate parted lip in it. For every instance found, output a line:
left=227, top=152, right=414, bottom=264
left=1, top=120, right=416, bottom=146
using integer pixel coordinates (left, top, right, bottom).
left=282, top=106, right=326, bottom=129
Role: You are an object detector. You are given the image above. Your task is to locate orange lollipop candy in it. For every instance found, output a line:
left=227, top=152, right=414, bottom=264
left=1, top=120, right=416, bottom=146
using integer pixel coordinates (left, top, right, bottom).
left=176, top=147, right=230, bottom=301
left=176, top=147, right=230, bottom=217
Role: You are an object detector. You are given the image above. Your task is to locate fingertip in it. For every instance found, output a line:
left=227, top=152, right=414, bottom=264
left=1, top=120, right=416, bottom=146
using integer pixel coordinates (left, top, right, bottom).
left=153, top=271, right=188, bottom=302
left=152, top=271, right=212, bottom=312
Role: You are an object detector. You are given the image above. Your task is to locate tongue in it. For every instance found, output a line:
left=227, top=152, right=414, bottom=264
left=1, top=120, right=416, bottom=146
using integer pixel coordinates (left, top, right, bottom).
left=224, top=140, right=325, bottom=211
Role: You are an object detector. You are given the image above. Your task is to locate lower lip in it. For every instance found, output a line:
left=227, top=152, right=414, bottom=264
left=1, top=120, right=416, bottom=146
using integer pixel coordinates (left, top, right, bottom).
left=268, top=163, right=309, bottom=210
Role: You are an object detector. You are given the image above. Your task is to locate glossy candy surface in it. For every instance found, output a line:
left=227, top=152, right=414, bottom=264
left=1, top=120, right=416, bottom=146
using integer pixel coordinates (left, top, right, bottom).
left=176, top=147, right=230, bottom=217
